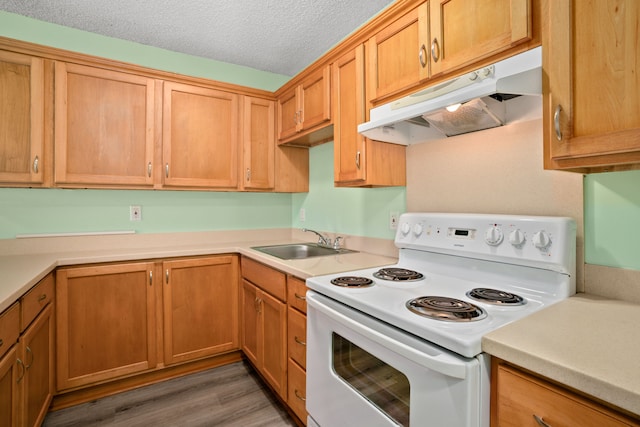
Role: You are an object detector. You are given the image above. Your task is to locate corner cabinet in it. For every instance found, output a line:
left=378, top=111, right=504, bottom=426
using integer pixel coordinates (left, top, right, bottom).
left=163, top=82, right=239, bottom=189
left=277, top=65, right=332, bottom=146
left=491, top=359, right=640, bottom=426
left=544, top=0, right=640, bottom=172
left=54, top=62, right=156, bottom=187
left=334, top=45, right=406, bottom=187
left=0, top=50, right=46, bottom=186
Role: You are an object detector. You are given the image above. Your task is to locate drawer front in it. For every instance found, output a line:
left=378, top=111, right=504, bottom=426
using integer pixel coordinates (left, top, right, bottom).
left=21, top=273, right=54, bottom=331
left=0, top=303, right=20, bottom=359
left=494, top=363, right=637, bottom=427
left=287, top=275, right=307, bottom=314
left=287, top=307, right=306, bottom=368
left=241, top=257, right=286, bottom=302
left=287, top=358, right=307, bottom=424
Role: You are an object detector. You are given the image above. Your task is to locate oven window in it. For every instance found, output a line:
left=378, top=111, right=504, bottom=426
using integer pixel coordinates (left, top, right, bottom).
left=332, top=333, right=410, bottom=426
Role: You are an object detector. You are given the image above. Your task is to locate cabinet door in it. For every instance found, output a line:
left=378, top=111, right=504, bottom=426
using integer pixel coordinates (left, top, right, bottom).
left=367, top=2, right=429, bottom=102
left=259, top=289, right=287, bottom=399
left=545, top=0, right=640, bottom=171
left=430, top=0, right=531, bottom=76
left=334, top=45, right=367, bottom=183
left=240, top=279, right=259, bottom=367
left=0, top=346, right=19, bottom=427
left=241, top=96, right=275, bottom=190
left=163, top=255, right=239, bottom=365
left=56, top=262, right=157, bottom=390
left=163, top=81, right=239, bottom=188
left=19, top=304, right=53, bottom=427
left=299, top=65, right=331, bottom=131
left=277, top=86, right=299, bottom=141
left=54, top=62, right=155, bottom=187
left=0, top=51, right=45, bottom=185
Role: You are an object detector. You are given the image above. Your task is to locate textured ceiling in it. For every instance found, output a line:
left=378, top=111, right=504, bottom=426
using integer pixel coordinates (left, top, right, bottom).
left=0, top=0, right=395, bottom=76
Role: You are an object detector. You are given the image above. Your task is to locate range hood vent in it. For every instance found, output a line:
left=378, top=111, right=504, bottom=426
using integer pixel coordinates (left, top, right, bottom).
left=358, top=47, right=542, bottom=145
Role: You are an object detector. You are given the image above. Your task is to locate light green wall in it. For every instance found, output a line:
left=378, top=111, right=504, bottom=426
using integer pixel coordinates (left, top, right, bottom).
left=0, top=11, right=289, bottom=91
left=584, top=171, right=640, bottom=270
left=0, top=12, right=407, bottom=241
left=292, top=143, right=406, bottom=240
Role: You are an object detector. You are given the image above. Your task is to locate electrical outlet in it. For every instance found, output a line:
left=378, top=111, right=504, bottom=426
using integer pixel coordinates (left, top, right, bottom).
left=130, top=205, right=142, bottom=221
left=390, top=211, right=399, bottom=230
left=299, top=208, right=306, bottom=222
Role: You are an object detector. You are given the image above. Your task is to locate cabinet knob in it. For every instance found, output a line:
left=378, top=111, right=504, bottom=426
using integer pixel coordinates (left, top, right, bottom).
left=554, top=105, right=563, bottom=141
left=147, top=162, right=152, bottom=177
left=355, top=151, right=361, bottom=169
left=431, top=38, right=440, bottom=63
left=419, top=44, right=428, bottom=68
left=165, top=163, right=169, bottom=178
left=32, top=155, right=39, bottom=174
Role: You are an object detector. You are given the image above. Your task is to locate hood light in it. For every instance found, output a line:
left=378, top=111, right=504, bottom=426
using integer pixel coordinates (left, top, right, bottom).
left=446, top=103, right=462, bottom=112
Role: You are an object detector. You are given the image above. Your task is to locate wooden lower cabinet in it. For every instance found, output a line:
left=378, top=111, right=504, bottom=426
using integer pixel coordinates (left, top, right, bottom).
left=0, top=346, right=19, bottom=426
left=240, top=257, right=288, bottom=400
left=56, top=254, right=240, bottom=392
left=491, top=359, right=640, bottom=427
left=163, top=255, right=239, bottom=365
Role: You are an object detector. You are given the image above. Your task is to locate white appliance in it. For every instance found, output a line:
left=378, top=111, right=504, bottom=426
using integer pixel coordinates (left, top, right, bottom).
left=358, top=47, right=542, bottom=145
left=306, top=212, right=576, bottom=427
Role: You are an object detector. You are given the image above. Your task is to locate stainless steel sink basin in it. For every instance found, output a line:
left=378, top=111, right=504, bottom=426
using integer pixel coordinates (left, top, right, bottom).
left=252, top=243, right=356, bottom=260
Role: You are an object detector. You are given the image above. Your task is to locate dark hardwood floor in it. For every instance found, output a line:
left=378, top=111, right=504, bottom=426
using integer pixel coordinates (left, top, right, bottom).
left=43, top=361, right=298, bottom=427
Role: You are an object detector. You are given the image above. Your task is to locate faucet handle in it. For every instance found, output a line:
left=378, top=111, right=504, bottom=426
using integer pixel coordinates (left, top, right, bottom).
left=333, top=236, right=343, bottom=250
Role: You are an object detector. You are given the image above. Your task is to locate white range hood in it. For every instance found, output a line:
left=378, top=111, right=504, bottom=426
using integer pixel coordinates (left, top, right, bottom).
left=358, top=47, right=542, bottom=145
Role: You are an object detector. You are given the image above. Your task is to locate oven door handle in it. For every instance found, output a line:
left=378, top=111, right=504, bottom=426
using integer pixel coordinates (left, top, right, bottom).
left=309, top=295, right=469, bottom=379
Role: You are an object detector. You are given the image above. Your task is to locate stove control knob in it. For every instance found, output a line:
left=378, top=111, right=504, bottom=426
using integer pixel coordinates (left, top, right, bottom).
left=509, top=229, right=526, bottom=246
left=484, top=226, right=503, bottom=246
left=532, top=230, right=552, bottom=249
left=400, top=222, right=411, bottom=235
left=413, top=223, right=424, bottom=237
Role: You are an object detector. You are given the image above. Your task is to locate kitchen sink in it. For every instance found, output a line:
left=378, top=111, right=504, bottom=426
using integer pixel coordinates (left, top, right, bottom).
left=252, top=243, right=357, bottom=260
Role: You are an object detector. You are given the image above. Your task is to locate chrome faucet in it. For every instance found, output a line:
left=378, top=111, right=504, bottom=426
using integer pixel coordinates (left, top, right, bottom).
left=302, top=228, right=332, bottom=247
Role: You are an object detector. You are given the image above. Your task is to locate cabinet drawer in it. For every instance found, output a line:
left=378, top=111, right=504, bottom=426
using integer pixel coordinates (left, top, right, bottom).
left=241, top=257, right=286, bottom=302
left=494, top=363, right=638, bottom=427
left=287, top=307, right=306, bottom=369
left=21, top=273, right=54, bottom=331
left=288, top=358, right=307, bottom=424
left=287, top=276, right=307, bottom=314
left=0, top=303, right=20, bottom=359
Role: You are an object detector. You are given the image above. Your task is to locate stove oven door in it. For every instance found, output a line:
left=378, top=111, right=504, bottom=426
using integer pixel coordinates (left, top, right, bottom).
left=307, top=290, right=488, bottom=427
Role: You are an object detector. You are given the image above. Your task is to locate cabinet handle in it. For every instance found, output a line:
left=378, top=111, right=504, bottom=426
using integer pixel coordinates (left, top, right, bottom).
left=149, top=270, right=153, bottom=286
left=293, top=111, right=298, bottom=125
left=355, top=151, right=361, bottom=169
left=32, top=155, right=39, bottom=174
left=38, top=293, right=47, bottom=302
left=419, top=44, right=427, bottom=68
left=246, top=168, right=251, bottom=182
left=294, top=293, right=306, bottom=301
left=165, top=163, right=169, bottom=178
left=431, top=38, right=440, bottom=63
left=16, top=358, right=25, bottom=383
left=255, top=297, right=262, bottom=314
left=294, top=336, right=306, bottom=346
left=533, top=415, right=551, bottom=427
left=554, top=105, right=563, bottom=141
left=294, top=389, right=306, bottom=402
left=147, top=162, right=152, bottom=177
left=166, top=269, right=169, bottom=284
left=25, top=346, right=33, bottom=369
left=0, top=338, right=3, bottom=347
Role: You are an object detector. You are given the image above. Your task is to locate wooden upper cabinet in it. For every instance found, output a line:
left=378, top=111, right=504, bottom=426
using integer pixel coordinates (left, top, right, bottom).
left=54, top=62, right=155, bottom=187
left=0, top=51, right=45, bottom=185
left=277, top=65, right=331, bottom=145
left=544, top=0, right=640, bottom=172
left=163, top=82, right=239, bottom=188
left=241, top=96, right=275, bottom=190
left=334, top=45, right=406, bottom=187
left=430, top=0, right=532, bottom=76
left=367, top=2, right=430, bottom=103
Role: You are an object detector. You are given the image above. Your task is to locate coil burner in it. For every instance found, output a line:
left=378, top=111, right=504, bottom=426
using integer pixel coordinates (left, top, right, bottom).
left=466, top=288, right=526, bottom=306
left=373, top=268, right=424, bottom=282
left=330, top=276, right=374, bottom=288
left=406, top=296, right=486, bottom=322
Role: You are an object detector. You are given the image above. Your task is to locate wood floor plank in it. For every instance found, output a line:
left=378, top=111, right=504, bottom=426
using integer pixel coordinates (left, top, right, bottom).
left=43, top=361, right=297, bottom=427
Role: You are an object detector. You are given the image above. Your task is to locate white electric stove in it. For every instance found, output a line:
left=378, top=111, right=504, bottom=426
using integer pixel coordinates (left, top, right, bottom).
left=305, top=213, right=576, bottom=427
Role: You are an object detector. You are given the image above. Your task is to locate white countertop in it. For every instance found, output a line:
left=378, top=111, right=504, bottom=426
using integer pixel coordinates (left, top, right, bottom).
left=483, top=294, right=640, bottom=418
